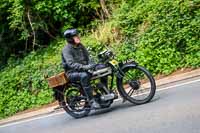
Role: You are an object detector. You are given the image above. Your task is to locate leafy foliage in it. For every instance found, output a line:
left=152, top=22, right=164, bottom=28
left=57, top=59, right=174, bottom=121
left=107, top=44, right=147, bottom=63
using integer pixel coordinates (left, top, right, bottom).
left=0, top=0, right=111, bottom=66
left=112, top=0, right=200, bottom=74
left=0, top=0, right=200, bottom=119
left=0, top=39, right=64, bottom=118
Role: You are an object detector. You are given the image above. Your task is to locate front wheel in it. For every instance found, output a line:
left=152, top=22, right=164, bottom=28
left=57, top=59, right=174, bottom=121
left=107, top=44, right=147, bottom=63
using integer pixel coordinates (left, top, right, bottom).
left=117, top=65, right=156, bottom=105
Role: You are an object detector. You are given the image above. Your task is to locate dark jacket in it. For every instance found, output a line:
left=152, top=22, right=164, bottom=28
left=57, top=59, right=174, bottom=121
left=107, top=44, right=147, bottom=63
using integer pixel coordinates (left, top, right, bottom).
left=62, top=43, right=90, bottom=72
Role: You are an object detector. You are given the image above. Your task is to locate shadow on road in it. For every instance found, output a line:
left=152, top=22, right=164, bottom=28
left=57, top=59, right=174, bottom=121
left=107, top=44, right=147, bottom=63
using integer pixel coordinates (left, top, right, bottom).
left=89, top=95, right=160, bottom=117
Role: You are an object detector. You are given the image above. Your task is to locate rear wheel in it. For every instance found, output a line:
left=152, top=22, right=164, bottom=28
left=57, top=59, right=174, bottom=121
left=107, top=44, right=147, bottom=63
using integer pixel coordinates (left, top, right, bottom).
left=117, top=65, right=156, bottom=104
left=59, top=85, right=91, bottom=118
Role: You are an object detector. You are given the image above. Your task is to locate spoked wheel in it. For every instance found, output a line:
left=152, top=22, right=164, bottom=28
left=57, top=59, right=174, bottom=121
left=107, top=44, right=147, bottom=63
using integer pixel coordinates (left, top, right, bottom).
left=117, top=65, right=156, bottom=105
left=60, top=86, right=91, bottom=118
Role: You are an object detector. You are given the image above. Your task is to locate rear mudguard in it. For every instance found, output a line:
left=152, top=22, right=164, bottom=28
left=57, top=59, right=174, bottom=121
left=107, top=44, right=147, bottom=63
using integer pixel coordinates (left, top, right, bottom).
left=53, top=85, right=65, bottom=102
left=53, top=83, right=84, bottom=106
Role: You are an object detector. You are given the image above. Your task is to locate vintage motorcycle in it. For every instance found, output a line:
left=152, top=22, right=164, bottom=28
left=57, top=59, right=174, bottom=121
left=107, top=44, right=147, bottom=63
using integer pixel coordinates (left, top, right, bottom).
left=48, top=50, right=156, bottom=118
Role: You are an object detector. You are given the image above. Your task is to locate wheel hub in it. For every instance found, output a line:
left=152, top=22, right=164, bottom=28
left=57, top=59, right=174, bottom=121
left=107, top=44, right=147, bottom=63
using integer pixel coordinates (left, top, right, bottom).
left=67, top=96, right=88, bottom=112
left=129, top=80, right=140, bottom=90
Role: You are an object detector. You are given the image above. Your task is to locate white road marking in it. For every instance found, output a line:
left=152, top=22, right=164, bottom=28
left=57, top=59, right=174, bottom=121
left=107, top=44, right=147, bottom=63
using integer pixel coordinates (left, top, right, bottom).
left=115, top=78, right=200, bottom=101
left=0, top=111, right=65, bottom=128
left=155, top=78, right=200, bottom=92
left=0, top=78, right=200, bottom=128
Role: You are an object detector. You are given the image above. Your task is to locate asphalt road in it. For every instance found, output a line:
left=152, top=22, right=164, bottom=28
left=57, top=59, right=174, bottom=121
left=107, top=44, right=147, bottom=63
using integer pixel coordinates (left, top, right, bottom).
left=1, top=77, right=200, bottom=133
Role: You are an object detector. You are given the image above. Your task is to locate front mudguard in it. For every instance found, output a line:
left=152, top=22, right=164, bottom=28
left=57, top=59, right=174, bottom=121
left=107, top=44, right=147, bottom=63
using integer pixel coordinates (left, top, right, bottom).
left=116, top=61, right=138, bottom=98
left=116, top=61, right=138, bottom=78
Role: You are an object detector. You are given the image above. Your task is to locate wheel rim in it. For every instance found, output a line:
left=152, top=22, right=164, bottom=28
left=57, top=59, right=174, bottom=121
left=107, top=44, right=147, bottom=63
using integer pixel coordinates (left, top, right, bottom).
left=122, top=67, right=153, bottom=102
left=64, top=87, right=89, bottom=114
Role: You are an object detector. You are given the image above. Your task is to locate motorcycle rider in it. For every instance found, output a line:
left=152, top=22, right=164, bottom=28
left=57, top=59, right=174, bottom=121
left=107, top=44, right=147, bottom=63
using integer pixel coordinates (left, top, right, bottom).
left=61, top=29, right=101, bottom=109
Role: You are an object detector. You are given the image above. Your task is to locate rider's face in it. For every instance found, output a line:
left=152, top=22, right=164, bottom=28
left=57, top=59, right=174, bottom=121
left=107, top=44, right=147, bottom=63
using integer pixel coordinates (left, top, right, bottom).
left=73, top=36, right=81, bottom=44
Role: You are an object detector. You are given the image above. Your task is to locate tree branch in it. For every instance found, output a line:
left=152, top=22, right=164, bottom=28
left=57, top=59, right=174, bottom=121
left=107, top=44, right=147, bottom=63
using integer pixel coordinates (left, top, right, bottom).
left=99, top=0, right=110, bottom=18
left=43, top=29, right=56, bottom=39
left=27, top=8, right=36, bottom=50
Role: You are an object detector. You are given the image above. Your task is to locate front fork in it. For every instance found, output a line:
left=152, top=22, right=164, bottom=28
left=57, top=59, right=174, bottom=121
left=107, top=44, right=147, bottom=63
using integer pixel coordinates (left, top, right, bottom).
left=115, top=61, right=138, bottom=102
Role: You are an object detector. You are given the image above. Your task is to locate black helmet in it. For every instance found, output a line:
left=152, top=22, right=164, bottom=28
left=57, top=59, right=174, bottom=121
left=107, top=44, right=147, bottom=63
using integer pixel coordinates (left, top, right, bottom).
left=63, top=29, right=78, bottom=38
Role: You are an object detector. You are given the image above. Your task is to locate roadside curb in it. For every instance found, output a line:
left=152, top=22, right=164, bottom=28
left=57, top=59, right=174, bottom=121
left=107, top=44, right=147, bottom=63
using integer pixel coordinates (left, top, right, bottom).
left=155, top=68, right=200, bottom=87
left=0, top=68, right=200, bottom=126
left=0, top=105, right=60, bottom=126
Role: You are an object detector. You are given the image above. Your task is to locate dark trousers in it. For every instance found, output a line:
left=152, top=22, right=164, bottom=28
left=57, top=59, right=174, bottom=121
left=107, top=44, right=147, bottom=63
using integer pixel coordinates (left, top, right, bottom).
left=67, top=64, right=108, bottom=100
left=68, top=72, right=92, bottom=88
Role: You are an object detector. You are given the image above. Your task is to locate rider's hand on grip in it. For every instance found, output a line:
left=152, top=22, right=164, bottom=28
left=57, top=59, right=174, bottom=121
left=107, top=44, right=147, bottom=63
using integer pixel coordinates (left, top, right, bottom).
left=82, top=64, right=96, bottom=71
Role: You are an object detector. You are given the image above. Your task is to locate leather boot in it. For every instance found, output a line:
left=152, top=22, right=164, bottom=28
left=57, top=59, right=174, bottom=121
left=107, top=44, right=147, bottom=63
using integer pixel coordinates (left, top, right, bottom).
left=89, top=99, right=101, bottom=109
left=83, top=86, right=100, bottom=109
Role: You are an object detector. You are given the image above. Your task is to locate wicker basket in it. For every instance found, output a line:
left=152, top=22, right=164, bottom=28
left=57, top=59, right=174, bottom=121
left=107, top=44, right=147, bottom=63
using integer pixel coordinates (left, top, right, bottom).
left=47, top=72, right=69, bottom=88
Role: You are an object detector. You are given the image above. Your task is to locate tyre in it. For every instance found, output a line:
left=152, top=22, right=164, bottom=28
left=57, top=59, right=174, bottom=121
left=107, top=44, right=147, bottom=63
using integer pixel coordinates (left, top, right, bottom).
left=117, top=65, right=156, bottom=105
left=59, top=85, right=91, bottom=118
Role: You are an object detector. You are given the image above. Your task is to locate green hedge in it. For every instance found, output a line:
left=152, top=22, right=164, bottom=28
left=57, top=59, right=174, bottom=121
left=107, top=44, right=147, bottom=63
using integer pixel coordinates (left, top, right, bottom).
left=85, top=0, right=200, bottom=75
left=112, top=0, right=200, bottom=74
left=0, top=39, right=65, bottom=118
left=0, top=0, right=200, bottom=119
